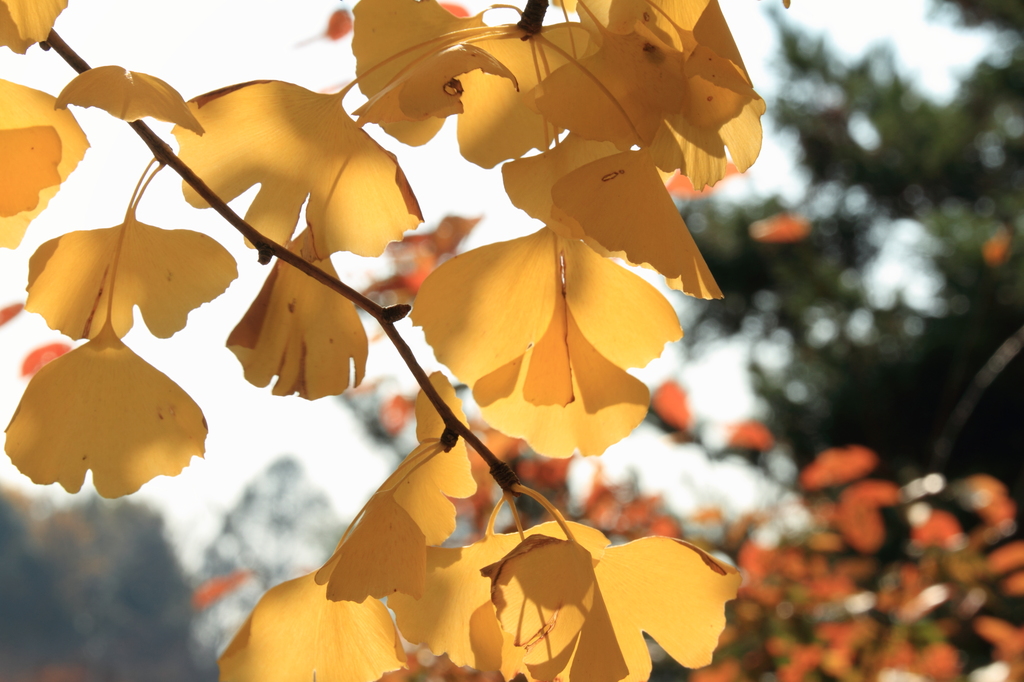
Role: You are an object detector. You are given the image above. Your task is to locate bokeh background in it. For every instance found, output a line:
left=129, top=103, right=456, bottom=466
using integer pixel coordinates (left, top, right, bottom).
left=1, top=0, right=1022, bottom=680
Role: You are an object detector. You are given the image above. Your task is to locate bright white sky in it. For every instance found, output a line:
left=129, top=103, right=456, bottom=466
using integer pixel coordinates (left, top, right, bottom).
left=0, top=0, right=996, bottom=570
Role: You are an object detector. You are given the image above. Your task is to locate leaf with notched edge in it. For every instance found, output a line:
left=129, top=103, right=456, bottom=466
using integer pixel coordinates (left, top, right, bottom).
left=317, top=374, right=476, bottom=602
left=228, top=229, right=367, bottom=400
left=354, top=44, right=517, bottom=126
left=4, top=322, right=207, bottom=497
left=413, top=228, right=682, bottom=457
left=218, top=572, right=406, bottom=682
left=390, top=520, right=610, bottom=680
left=479, top=531, right=739, bottom=682
left=174, top=80, right=422, bottom=259
left=26, top=208, right=237, bottom=340
left=56, top=66, right=204, bottom=134
left=0, top=79, right=89, bottom=249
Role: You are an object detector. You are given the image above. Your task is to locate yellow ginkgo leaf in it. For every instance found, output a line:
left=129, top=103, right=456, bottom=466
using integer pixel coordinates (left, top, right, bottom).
left=531, top=23, right=687, bottom=150
left=0, top=126, right=61, bottom=217
left=456, top=23, right=590, bottom=168
left=318, top=375, right=476, bottom=601
left=26, top=208, right=237, bottom=340
left=411, top=229, right=559, bottom=388
left=355, top=44, right=517, bottom=126
left=549, top=148, right=721, bottom=298
left=590, top=538, right=741, bottom=678
left=1, top=79, right=89, bottom=249
left=393, top=530, right=525, bottom=677
left=515, top=536, right=741, bottom=682
left=219, top=572, right=406, bottom=682
left=351, top=0, right=484, bottom=100
left=4, top=323, right=206, bottom=498
left=413, top=229, right=682, bottom=457
left=390, top=519, right=609, bottom=680
left=320, top=489, right=429, bottom=601
left=501, top=134, right=619, bottom=238
left=227, top=229, right=367, bottom=400
left=350, top=0, right=587, bottom=164
left=483, top=534, right=628, bottom=682
left=532, top=0, right=764, bottom=188
left=475, top=308, right=652, bottom=457
left=173, top=80, right=422, bottom=259
left=56, top=66, right=204, bottom=134
left=414, top=371, right=457, bottom=442
left=0, top=0, right=66, bottom=54
left=652, top=99, right=765, bottom=190
left=583, top=0, right=709, bottom=39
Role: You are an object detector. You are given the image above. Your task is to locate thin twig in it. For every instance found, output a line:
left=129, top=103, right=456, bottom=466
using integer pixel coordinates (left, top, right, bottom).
left=41, top=29, right=520, bottom=493
left=931, top=321, right=1024, bottom=473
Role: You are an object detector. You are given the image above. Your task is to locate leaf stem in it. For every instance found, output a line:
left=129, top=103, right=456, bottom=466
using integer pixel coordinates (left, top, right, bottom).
left=512, top=483, right=576, bottom=542
left=42, top=29, right=521, bottom=494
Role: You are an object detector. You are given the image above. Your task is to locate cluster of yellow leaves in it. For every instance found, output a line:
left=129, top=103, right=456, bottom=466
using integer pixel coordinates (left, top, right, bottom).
left=3, top=56, right=240, bottom=496
left=339, top=0, right=762, bottom=456
left=2, top=1, right=760, bottom=678
left=6, top=193, right=237, bottom=495
left=4, top=0, right=764, bottom=484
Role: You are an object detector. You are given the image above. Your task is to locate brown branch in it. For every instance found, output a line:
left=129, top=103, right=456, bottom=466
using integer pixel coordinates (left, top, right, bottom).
left=41, top=29, right=520, bottom=493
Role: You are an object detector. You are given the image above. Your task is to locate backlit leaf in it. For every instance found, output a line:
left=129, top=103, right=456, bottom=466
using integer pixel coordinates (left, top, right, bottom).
left=390, top=520, right=610, bottom=679
left=318, top=375, right=476, bottom=601
left=351, top=0, right=483, bottom=100
left=56, top=66, right=204, bottom=134
left=533, top=24, right=686, bottom=149
left=456, top=24, right=589, bottom=167
left=4, top=323, right=206, bottom=497
left=320, top=488, right=429, bottom=601
left=588, top=537, right=740, bottom=677
left=355, top=44, right=517, bottom=126
left=665, top=162, right=738, bottom=199
left=391, top=529, right=525, bottom=677
left=0, top=79, right=89, bottom=249
left=549, top=148, right=721, bottom=297
left=413, top=228, right=682, bottom=457
left=219, top=572, right=406, bottom=682
left=174, top=80, right=422, bottom=259
left=227, top=229, right=367, bottom=399
left=26, top=208, right=237, bottom=339
left=482, top=535, right=601, bottom=680
left=0, top=126, right=61, bottom=217
left=501, top=134, right=621, bottom=239
left=0, top=0, right=66, bottom=54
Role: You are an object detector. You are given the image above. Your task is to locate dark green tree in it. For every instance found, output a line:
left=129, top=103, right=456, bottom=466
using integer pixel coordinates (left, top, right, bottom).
left=681, top=0, right=1024, bottom=504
